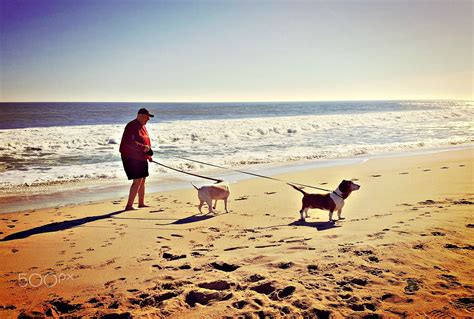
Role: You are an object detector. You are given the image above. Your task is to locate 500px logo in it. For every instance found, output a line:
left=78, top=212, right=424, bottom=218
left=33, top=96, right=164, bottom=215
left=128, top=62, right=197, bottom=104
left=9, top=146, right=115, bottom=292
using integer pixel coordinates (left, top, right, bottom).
left=18, top=273, right=74, bottom=288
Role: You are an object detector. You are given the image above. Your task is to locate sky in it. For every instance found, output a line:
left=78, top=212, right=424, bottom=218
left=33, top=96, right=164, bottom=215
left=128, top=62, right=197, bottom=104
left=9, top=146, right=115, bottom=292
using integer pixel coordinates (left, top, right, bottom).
left=0, top=0, right=472, bottom=102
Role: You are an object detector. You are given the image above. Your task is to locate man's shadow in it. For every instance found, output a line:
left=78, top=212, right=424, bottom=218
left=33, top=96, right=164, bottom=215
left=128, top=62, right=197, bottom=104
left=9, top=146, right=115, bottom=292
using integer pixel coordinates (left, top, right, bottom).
left=0, top=210, right=125, bottom=242
left=288, top=219, right=341, bottom=231
left=1, top=210, right=230, bottom=241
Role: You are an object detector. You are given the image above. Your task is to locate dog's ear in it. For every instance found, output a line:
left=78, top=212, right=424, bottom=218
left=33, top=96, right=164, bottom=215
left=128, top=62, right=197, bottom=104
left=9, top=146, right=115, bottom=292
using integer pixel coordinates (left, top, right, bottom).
left=339, top=180, right=351, bottom=192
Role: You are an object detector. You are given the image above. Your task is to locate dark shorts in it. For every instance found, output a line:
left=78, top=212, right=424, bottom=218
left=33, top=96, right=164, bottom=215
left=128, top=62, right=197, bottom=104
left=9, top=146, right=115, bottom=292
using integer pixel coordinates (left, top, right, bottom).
left=121, top=156, right=149, bottom=180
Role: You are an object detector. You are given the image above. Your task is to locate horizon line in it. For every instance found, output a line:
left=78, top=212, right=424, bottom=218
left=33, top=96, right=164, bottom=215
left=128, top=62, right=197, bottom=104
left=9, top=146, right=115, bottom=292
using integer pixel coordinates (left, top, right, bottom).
left=0, top=98, right=471, bottom=104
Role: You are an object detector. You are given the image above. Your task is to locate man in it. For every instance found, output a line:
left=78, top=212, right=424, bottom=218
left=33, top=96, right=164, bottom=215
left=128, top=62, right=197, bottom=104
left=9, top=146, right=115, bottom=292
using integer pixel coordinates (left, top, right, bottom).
left=119, top=108, right=154, bottom=211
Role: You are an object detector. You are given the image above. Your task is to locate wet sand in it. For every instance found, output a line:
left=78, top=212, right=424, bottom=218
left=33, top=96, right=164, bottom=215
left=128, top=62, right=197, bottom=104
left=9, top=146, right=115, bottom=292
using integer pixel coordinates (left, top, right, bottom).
left=0, top=148, right=472, bottom=318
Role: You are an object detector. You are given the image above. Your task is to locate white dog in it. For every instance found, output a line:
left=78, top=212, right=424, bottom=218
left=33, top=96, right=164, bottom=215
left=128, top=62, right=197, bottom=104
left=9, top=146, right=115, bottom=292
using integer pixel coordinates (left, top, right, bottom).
left=191, top=181, right=230, bottom=214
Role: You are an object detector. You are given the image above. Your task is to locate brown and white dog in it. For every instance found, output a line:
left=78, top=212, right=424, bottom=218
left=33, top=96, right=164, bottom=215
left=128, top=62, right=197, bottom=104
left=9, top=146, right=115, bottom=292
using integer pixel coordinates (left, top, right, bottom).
left=290, top=180, right=360, bottom=222
left=191, top=181, right=230, bottom=214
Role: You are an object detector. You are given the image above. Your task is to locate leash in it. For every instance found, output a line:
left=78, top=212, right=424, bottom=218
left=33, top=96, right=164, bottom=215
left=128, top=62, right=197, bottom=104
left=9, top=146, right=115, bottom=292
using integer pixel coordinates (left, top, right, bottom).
left=174, top=156, right=334, bottom=193
left=150, top=160, right=223, bottom=183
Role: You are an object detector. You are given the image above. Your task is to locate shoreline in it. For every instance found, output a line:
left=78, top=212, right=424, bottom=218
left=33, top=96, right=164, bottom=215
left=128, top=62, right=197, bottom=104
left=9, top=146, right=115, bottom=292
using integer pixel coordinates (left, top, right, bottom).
left=1, top=143, right=472, bottom=214
left=2, top=144, right=473, bottom=213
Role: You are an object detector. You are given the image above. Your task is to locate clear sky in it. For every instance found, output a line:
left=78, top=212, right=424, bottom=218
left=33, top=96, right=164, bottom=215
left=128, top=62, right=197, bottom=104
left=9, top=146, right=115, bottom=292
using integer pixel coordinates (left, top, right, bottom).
left=0, top=0, right=472, bottom=102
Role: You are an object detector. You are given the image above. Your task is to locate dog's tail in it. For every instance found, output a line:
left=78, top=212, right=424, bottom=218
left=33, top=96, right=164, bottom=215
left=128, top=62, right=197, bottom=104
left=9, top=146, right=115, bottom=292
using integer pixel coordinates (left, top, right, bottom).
left=288, top=183, right=307, bottom=195
left=190, top=182, right=200, bottom=190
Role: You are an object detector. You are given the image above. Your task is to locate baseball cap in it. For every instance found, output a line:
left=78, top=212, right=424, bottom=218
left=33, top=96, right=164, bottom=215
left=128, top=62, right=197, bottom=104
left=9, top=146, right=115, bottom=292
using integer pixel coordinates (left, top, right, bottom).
left=138, top=108, right=154, bottom=117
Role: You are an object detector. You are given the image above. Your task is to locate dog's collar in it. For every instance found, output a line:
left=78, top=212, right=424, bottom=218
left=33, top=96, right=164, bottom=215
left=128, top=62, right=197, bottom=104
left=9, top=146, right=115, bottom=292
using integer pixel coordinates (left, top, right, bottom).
left=332, top=189, right=344, bottom=199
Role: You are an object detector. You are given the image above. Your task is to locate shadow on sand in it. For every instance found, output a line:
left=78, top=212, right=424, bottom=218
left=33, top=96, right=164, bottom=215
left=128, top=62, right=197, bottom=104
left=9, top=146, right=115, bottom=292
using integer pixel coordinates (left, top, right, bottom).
left=111, top=212, right=228, bottom=225
left=1, top=210, right=337, bottom=242
left=288, top=220, right=341, bottom=231
left=169, top=212, right=228, bottom=225
left=0, top=210, right=125, bottom=242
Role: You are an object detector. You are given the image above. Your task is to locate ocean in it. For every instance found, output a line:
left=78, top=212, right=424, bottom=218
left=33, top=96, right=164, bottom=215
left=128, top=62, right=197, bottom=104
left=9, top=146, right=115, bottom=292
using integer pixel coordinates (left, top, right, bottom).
left=0, top=100, right=472, bottom=209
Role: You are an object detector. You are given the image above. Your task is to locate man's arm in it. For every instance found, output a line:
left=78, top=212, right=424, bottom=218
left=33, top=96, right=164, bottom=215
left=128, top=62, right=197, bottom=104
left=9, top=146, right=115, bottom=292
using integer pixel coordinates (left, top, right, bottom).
left=121, top=124, right=149, bottom=154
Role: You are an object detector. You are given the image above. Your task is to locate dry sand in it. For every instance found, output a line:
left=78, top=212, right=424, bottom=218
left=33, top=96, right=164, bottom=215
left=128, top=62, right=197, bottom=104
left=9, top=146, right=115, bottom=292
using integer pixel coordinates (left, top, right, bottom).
left=0, top=148, right=473, bottom=318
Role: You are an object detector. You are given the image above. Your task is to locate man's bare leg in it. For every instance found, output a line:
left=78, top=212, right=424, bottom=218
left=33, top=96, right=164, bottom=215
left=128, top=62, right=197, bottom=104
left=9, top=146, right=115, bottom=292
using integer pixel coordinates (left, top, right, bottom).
left=125, top=178, right=143, bottom=210
left=138, top=177, right=149, bottom=207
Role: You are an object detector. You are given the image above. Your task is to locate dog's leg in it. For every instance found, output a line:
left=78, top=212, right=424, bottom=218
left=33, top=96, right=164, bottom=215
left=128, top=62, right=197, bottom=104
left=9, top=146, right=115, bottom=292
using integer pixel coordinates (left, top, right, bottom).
left=206, top=200, right=214, bottom=214
left=304, top=207, right=309, bottom=218
left=337, top=209, right=344, bottom=220
left=329, top=210, right=334, bottom=222
left=213, top=200, right=217, bottom=210
left=198, top=200, right=204, bottom=214
left=299, top=206, right=306, bottom=221
left=224, top=198, right=229, bottom=213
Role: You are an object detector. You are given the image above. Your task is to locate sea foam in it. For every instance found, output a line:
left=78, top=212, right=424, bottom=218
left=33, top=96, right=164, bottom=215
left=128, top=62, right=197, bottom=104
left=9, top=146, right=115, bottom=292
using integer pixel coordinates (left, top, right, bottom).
left=0, top=104, right=472, bottom=190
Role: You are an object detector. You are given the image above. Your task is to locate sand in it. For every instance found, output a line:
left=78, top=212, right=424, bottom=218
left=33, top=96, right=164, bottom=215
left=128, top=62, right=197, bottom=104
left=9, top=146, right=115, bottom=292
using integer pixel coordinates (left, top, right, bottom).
left=0, top=148, right=473, bottom=318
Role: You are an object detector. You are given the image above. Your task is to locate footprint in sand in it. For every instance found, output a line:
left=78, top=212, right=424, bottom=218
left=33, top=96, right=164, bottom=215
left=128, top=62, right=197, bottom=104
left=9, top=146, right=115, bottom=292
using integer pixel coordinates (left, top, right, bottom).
left=437, top=274, right=461, bottom=289
left=223, top=246, right=249, bottom=251
left=277, top=262, right=294, bottom=269
left=423, top=309, right=456, bottom=319
left=235, top=196, right=249, bottom=201
left=255, top=244, right=281, bottom=249
left=371, top=174, right=382, bottom=178
left=451, top=297, right=474, bottom=312
left=264, top=192, right=277, bottom=195
left=307, top=265, right=319, bottom=274
left=163, top=252, right=186, bottom=261
left=423, top=169, right=431, bottom=172
left=185, top=289, right=232, bottom=307
left=404, top=278, right=422, bottom=294
left=431, top=231, right=445, bottom=236
left=399, top=172, right=409, bottom=175
left=232, top=300, right=258, bottom=310
left=197, top=280, right=232, bottom=291
left=191, top=251, right=205, bottom=257
left=440, top=166, right=449, bottom=169
left=210, top=261, right=240, bottom=272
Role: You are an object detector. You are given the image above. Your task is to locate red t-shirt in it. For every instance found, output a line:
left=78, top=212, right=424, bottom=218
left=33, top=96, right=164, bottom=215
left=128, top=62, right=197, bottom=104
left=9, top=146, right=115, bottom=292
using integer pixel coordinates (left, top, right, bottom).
left=119, top=119, right=152, bottom=161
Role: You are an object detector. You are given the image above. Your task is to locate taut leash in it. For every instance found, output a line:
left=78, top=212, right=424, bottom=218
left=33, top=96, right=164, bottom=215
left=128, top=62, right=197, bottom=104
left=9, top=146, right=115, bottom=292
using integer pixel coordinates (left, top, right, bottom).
left=174, top=156, right=333, bottom=193
left=151, top=160, right=223, bottom=183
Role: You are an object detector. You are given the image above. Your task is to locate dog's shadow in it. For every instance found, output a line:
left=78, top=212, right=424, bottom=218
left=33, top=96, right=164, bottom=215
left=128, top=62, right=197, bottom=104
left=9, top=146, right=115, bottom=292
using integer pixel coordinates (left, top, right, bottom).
left=289, top=220, right=341, bottom=231
left=170, top=212, right=228, bottom=225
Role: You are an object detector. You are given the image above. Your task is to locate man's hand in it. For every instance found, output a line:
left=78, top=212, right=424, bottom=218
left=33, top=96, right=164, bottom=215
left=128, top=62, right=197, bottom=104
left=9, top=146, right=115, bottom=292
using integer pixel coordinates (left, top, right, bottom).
left=144, top=145, right=150, bottom=152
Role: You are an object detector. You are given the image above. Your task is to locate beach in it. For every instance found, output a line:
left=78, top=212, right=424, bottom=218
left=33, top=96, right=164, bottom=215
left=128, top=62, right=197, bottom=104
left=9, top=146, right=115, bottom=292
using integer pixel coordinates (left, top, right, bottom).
left=1, top=0, right=472, bottom=317
left=0, top=147, right=472, bottom=318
